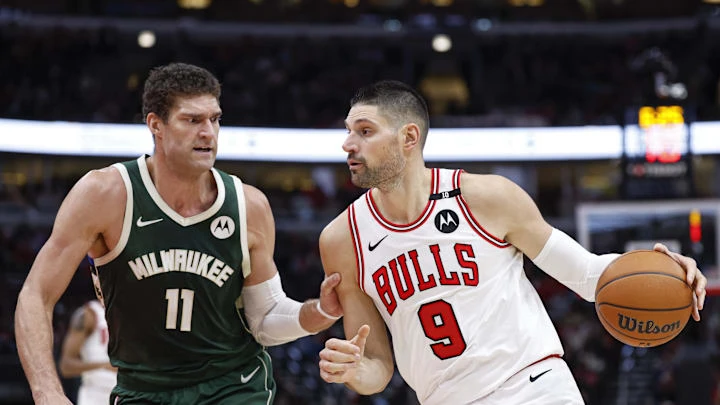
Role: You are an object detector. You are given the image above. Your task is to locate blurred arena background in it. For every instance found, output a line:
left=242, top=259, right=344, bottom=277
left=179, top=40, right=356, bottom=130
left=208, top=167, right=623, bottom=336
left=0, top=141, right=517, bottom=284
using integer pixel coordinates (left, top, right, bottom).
left=1, top=0, right=720, bottom=404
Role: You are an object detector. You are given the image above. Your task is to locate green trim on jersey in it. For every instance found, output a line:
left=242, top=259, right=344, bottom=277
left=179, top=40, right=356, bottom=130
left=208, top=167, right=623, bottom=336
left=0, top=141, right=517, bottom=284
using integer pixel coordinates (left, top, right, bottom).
left=91, top=156, right=265, bottom=392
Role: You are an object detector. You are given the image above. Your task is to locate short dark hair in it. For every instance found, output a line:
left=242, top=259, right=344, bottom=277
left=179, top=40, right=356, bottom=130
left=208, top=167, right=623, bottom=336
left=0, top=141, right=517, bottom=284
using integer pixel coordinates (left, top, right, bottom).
left=142, top=63, right=221, bottom=123
left=350, top=80, right=430, bottom=148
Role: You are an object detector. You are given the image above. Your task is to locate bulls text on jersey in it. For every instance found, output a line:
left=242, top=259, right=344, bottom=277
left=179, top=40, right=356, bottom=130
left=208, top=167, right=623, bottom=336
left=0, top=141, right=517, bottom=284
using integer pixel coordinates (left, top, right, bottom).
left=372, top=243, right=478, bottom=315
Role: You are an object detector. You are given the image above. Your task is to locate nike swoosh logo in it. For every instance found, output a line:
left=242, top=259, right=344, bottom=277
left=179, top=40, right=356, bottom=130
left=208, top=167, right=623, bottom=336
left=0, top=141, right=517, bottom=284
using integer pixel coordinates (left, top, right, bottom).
left=368, top=235, right=389, bottom=251
left=136, top=217, right=163, bottom=227
left=240, top=365, right=260, bottom=384
left=529, top=368, right=552, bottom=382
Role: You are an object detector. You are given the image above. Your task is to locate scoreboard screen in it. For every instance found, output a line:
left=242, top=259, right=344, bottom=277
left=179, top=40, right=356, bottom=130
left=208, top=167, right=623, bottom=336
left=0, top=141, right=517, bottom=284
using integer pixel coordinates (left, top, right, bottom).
left=622, top=105, right=693, bottom=198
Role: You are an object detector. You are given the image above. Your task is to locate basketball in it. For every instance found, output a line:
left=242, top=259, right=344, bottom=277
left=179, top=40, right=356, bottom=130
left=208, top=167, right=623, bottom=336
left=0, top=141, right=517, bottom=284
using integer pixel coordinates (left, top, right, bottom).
left=595, top=250, right=693, bottom=347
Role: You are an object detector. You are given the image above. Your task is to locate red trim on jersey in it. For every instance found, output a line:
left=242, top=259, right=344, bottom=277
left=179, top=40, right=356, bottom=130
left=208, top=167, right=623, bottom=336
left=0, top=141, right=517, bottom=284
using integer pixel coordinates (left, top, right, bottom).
left=452, top=168, right=463, bottom=189
left=348, top=204, right=366, bottom=292
left=365, top=168, right=439, bottom=232
left=454, top=171, right=510, bottom=248
left=518, top=354, right=563, bottom=375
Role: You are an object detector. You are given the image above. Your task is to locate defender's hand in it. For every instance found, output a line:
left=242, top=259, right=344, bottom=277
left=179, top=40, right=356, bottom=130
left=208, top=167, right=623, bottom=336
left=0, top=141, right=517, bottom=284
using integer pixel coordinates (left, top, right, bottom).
left=318, top=273, right=343, bottom=319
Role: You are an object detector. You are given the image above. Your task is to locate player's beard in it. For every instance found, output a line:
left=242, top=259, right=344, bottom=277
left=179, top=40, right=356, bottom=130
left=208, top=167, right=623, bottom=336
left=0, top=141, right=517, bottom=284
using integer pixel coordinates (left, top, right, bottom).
left=350, top=144, right=405, bottom=190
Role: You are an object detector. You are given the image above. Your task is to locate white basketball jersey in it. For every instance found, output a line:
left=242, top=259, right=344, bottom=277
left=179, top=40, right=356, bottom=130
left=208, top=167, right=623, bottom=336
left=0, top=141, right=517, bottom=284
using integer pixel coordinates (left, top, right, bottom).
left=80, top=300, right=117, bottom=392
left=348, top=169, right=564, bottom=405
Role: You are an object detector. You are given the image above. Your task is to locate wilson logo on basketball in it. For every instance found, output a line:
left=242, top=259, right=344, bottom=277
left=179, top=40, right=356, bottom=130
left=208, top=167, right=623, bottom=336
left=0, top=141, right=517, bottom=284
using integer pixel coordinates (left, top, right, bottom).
left=616, top=314, right=681, bottom=334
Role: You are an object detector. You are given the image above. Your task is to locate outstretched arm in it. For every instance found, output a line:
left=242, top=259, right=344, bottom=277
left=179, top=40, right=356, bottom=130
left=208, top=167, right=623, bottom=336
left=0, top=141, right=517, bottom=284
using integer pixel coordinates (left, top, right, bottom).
left=460, top=173, right=706, bottom=318
left=317, top=212, right=394, bottom=395
left=240, top=184, right=342, bottom=347
left=15, top=168, right=123, bottom=405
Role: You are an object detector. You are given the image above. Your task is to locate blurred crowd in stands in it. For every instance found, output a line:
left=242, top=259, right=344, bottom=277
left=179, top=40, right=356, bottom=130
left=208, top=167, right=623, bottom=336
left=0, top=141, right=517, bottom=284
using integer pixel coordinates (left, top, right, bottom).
left=2, top=22, right=720, bottom=129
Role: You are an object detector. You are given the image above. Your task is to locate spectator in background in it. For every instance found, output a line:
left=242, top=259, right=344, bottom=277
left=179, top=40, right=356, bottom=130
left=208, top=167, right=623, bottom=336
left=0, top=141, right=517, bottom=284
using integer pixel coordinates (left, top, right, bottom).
left=59, top=300, right=116, bottom=405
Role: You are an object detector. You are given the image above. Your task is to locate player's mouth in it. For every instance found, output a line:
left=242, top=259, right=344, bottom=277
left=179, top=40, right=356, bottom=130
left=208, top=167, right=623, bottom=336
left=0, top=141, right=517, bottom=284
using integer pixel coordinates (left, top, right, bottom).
left=347, top=159, right=363, bottom=169
left=193, top=147, right=213, bottom=153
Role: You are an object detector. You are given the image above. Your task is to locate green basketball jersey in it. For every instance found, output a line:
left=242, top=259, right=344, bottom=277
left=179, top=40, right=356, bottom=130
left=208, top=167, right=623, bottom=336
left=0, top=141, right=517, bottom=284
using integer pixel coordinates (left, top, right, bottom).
left=90, top=156, right=266, bottom=392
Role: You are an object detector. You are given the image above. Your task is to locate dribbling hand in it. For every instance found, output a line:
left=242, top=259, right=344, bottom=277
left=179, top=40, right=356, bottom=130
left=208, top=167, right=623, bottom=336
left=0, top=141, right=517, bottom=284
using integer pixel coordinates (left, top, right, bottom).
left=319, top=325, right=370, bottom=384
left=654, top=243, right=707, bottom=321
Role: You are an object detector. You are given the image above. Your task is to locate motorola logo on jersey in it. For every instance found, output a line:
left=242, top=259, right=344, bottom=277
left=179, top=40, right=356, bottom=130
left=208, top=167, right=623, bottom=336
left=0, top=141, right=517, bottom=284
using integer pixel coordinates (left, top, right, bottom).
left=434, top=210, right=459, bottom=233
left=211, top=216, right=235, bottom=239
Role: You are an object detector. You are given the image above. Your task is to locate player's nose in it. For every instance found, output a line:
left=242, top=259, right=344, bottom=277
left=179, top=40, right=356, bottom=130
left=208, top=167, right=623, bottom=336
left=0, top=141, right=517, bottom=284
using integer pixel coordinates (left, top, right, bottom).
left=342, top=135, right=357, bottom=154
left=198, top=119, right=216, bottom=138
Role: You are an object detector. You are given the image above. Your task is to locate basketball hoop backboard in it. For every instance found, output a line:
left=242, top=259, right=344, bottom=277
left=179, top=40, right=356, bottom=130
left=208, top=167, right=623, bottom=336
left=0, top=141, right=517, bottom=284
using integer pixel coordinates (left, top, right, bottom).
left=576, top=199, right=720, bottom=296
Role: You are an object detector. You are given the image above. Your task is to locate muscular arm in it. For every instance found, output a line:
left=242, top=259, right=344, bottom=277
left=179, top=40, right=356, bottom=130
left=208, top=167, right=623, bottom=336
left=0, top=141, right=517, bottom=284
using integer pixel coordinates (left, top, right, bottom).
left=462, top=173, right=706, bottom=316
left=459, top=174, right=617, bottom=300
left=318, top=213, right=394, bottom=395
left=241, top=184, right=340, bottom=344
left=15, top=168, right=123, bottom=403
left=58, top=306, right=112, bottom=377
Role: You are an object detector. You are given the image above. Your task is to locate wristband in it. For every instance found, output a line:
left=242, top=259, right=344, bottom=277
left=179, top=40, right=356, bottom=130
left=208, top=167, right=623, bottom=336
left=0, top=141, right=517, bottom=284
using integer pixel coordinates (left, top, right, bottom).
left=316, top=300, right=341, bottom=320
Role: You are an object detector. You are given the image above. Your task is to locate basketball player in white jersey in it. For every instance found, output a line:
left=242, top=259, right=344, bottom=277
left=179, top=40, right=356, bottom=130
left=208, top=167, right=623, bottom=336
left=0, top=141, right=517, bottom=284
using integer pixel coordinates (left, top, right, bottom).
left=317, top=80, right=707, bottom=404
left=59, top=300, right=117, bottom=405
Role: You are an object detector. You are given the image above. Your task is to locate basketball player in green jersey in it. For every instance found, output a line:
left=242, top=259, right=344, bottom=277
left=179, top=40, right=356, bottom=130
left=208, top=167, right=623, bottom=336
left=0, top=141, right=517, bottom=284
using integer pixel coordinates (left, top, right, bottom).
left=15, top=63, right=343, bottom=405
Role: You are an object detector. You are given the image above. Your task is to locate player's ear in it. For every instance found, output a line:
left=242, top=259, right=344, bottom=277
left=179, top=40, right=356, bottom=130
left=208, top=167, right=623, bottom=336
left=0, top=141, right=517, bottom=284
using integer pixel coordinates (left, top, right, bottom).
left=402, top=123, right=421, bottom=151
left=146, top=112, right=163, bottom=139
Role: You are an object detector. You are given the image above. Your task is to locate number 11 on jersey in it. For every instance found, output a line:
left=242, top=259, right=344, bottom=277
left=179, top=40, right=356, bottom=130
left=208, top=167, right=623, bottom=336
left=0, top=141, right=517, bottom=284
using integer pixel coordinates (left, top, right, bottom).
left=165, top=288, right=194, bottom=332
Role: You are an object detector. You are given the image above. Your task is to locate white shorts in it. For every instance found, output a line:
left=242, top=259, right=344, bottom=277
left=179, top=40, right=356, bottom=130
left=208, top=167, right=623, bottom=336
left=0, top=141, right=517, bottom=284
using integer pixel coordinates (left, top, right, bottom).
left=473, top=356, right=585, bottom=405
left=77, top=384, right=113, bottom=405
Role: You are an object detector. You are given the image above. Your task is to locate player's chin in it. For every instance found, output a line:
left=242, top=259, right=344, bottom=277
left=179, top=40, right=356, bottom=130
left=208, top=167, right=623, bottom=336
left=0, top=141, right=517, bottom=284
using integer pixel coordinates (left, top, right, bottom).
left=191, top=150, right=217, bottom=167
left=350, top=174, right=371, bottom=189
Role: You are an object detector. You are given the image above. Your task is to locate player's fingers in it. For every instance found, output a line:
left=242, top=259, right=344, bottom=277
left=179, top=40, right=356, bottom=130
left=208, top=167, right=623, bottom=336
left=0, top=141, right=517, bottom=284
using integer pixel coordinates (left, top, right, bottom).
left=319, top=347, right=361, bottom=364
left=653, top=243, right=699, bottom=285
left=652, top=243, right=670, bottom=255
left=679, top=256, right=699, bottom=286
left=321, top=273, right=342, bottom=293
left=325, top=338, right=361, bottom=356
left=319, top=359, right=358, bottom=374
left=350, top=325, right=370, bottom=352
left=694, top=271, right=707, bottom=311
left=692, top=293, right=700, bottom=322
left=320, top=369, right=350, bottom=384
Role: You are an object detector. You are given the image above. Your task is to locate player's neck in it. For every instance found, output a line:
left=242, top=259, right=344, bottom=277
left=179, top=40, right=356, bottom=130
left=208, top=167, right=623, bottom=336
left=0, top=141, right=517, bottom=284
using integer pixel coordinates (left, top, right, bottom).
left=145, top=156, right=217, bottom=217
left=373, top=165, right=432, bottom=224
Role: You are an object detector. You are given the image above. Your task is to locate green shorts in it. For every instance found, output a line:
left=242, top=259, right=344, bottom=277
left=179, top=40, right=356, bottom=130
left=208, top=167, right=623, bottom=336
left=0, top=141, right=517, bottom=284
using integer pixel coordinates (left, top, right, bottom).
left=110, top=354, right=276, bottom=405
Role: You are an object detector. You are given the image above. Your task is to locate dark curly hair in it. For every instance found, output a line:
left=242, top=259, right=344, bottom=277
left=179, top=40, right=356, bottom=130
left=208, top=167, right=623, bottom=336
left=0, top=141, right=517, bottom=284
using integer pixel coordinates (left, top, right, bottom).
left=142, top=63, right=221, bottom=123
